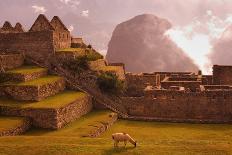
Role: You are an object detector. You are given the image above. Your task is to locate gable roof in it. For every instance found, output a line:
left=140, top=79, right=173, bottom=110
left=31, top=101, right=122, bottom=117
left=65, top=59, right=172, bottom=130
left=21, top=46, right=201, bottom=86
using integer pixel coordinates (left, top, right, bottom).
left=29, top=14, right=55, bottom=32
left=14, top=23, right=24, bottom=32
left=1, top=21, right=14, bottom=31
left=50, top=16, right=68, bottom=31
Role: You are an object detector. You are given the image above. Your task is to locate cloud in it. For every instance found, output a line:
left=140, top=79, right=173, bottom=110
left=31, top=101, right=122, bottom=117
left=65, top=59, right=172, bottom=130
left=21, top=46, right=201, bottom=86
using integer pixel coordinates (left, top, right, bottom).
left=68, top=25, right=74, bottom=32
left=59, top=0, right=80, bottom=8
left=81, top=10, right=89, bottom=17
left=166, top=10, right=232, bottom=73
left=32, top=5, right=46, bottom=14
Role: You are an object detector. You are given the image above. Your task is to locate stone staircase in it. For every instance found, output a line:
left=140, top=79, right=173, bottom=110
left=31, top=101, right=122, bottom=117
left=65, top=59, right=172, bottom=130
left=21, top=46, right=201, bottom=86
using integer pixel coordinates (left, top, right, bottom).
left=25, top=54, right=129, bottom=118
left=0, top=53, right=93, bottom=135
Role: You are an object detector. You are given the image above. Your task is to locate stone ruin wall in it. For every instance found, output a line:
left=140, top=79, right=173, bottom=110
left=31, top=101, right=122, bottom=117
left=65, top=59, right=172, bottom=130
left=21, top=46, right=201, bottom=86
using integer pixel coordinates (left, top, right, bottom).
left=0, top=95, right=93, bottom=129
left=56, top=95, right=93, bottom=129
left=0, top=53, right=24, bottom=70
left=125, top=73, right=158, bottom=97
left=0, top=31, right=54, bottom=65
left=52, top=28, right=71, bottom=50
left=161, top=81, right=202, bottom=92
left=123, top=90, right=232, bottom=123
left=3, top=78, right=65, bottom=101
left=213, top=65, right=232, bottom=85
left=2, top=69, right=48, bottom=82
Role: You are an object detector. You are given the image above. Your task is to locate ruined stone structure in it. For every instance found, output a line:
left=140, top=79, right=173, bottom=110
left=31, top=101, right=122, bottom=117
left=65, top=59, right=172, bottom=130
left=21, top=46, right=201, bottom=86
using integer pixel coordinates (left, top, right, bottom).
left=124, top=66, right=232, bottom=123
left=1, top=14, right=232, bottom=137
left=0, top=14, right=126, bottom=136
left=0, top=14, right=71, bottom=65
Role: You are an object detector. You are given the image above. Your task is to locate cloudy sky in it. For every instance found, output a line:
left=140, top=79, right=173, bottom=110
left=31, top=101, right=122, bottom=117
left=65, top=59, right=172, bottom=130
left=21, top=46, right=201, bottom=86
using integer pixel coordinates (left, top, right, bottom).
left=1, top=0, right=232, bottom=73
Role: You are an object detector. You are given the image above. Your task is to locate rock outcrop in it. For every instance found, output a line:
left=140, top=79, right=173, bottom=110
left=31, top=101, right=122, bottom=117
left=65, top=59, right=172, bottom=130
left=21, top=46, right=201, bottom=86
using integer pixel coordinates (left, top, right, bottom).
left=210, top=25, right=232, bottom=65
left=106, top=14, right=198, bottom=73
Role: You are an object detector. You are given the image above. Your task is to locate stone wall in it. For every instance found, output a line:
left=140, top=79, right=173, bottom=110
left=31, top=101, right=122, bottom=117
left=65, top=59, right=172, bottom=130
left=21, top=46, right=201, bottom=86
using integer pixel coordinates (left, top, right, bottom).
left=122, top=90, right=232, bottom=123
left=87, top=112, right=118, bottom=137
left=202, top=75, right=213, bottom=85
left=89, top=59, right=107, bottom=70
left=125, top=73, right=158, bottom=97
left=213, top=65, right=232, bottom=85
left=161, top=81, right=202, bottom=92
left=0, top=94, right=93, bottom=129
left=0, top=53, right=24, bottom=70
left=4, top=78, right=65, bottom=101
left=0, top=31, right=54, bottom=65
left=53, top=29, right=71, bottom=50
left=2, top=69, right=47, bottom=82
left=56, top=95, right=93, bottom=128
left=0, top=117, right=31, bottom=136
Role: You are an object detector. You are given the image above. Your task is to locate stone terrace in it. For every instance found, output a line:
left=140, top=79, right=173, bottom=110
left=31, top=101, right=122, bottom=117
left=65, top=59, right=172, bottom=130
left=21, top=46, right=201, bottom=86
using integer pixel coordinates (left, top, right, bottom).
left=0, top=53, right=93, bottom=132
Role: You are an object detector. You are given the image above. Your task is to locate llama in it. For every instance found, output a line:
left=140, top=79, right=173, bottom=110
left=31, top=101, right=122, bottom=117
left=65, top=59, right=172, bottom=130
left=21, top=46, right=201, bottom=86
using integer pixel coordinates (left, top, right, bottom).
left=112, top=133, right=137, bottom=147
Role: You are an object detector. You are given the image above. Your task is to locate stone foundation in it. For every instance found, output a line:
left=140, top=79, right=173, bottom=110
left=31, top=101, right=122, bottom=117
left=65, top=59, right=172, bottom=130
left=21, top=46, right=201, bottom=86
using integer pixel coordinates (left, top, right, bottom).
left=0, top=53, right=24, bottom=70
left=87, top=112, right=118, bottom=138
left=4, top=78, right=65, bottom=101
left=2, top=69, right=47, bottom=82
left=0, top=117, right=31, bottom=136
left=0, top=95, right=93, bottom=129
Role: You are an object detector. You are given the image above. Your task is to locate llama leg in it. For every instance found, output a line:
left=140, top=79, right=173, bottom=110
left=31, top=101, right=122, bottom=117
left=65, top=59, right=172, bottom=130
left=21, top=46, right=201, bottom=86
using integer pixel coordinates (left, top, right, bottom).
left=124, top=141, right=127, bottom=147
left=116, top=141, right=119, bottom=147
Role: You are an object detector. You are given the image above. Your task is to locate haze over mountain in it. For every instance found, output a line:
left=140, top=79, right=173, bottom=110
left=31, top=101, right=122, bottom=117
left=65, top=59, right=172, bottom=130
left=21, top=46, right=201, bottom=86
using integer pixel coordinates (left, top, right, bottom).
left=106, top=14, right=198, bottom=73
left=210, top=25, right=232, bottom=66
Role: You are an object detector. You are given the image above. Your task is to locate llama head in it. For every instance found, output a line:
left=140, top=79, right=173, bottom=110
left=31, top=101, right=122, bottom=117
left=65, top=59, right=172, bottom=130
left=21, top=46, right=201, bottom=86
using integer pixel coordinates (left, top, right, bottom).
left=134, top=141, right=137, bottom=147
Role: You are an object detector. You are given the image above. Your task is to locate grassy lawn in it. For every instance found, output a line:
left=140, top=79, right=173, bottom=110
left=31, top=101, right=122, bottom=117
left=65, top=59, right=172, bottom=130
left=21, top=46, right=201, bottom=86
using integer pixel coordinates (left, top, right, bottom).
left=6, top=66, right=47, bottom=74
left=0, top=117, right=25, bottom=132
left=0, top=91, right=87, bottom=109
left=0, top=110, right=231, bottom=154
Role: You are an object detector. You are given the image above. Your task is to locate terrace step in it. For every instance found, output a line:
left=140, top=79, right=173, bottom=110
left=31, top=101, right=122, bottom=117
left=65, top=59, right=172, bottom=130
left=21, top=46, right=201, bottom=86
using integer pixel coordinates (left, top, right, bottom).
left=1, top=76, right=65, bottom=101
left=0, top=66, right=48, bottom=82
left=0, top=116, right=31, bottom=136
left=0, top=53, right=24, bottom=71
left=0, top=91, right=93, bottom=129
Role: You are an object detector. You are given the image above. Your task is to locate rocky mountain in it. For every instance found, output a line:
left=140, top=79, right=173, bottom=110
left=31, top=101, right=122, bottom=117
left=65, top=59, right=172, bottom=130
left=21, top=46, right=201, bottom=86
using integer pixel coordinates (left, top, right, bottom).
left=106, top=14, right=198, bottom=73
left=210, top=25, right=232, bottom=65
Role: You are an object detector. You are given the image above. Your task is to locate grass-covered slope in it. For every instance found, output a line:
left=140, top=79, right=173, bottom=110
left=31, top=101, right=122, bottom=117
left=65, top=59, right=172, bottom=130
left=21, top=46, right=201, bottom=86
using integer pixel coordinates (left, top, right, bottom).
left=0, top=117, right=26, bottom=132
left=6, top=66, right=47, bottom=74
left=0, top=91, right=87, bottom=109
left=0, top=110, right=232, bottom=154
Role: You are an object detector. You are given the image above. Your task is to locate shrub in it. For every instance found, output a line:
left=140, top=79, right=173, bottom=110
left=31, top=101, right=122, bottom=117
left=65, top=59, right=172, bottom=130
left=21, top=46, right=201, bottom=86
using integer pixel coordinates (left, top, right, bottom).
left=86, top=51, right=104, bottom=61
left=63, top=55, right=89, bottom=73
left=87, top=44, right=92, bottom=49
left=97, top=72, right=125, bottom=94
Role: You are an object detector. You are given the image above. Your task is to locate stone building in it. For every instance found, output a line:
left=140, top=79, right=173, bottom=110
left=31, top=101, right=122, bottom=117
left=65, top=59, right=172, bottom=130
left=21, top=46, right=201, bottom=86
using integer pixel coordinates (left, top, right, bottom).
left=0, top=14, right=72, bottom=65
left=124, top=65, right=232, bottom=123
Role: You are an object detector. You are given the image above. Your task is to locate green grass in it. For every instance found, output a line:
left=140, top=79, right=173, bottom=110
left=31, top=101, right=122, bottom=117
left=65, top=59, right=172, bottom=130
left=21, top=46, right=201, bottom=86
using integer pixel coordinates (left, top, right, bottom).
left=17, top=76, right=62, bottom=86
left=57, top=48, right=85, bottom=54
left=0, top=91, right=87, bottom=109
left=57, top=48, right=103, bottom=61
left=0, top=117, right=25, bottom=132
left=1, top=76, right=62, bottom=86
left=0, top=110, right=232, bottom=154
left=6, top=66, right=47, bottom=74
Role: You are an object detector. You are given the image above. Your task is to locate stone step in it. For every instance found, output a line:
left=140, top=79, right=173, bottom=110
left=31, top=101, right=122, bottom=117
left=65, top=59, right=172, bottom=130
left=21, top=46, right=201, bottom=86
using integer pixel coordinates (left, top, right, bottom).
left=0, top=91, right=93, bottom=129
left=0, top=53, right=24, bottom=71
left=0, top=116, right=31, bottom=136
left=0, top=66, right=48, bottom=82
left=1, top=75, right=65, bottom=101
